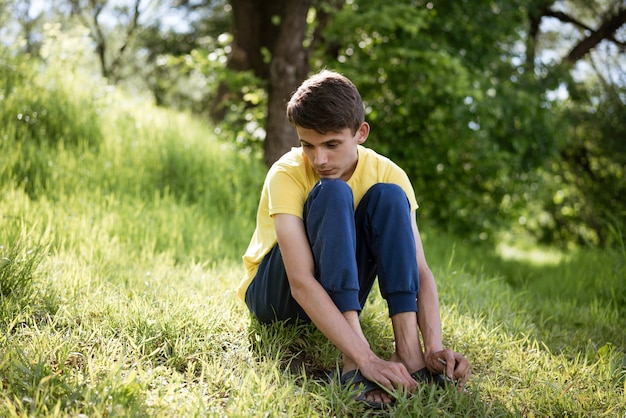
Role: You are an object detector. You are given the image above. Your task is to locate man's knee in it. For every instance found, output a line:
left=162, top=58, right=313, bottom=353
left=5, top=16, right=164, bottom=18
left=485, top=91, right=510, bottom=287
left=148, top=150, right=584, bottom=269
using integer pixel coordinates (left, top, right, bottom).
left=305, top=179, right=353, bottom=214
left=367, top=183, right=409, bottom=208
left=315, top=178, right=352, bottom=198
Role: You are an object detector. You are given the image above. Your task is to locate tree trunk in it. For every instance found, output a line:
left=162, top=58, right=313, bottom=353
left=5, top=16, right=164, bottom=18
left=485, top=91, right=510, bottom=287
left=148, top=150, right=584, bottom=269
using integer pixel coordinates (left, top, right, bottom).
left=228, top=0, right=284, bottom=78
left=224, top=0, right=340, bottom=165
left=264, top=0, right=311, bottom=166
left=211, top=0, right=285, bottom=121
left=525, top=1, right=551, bottom=74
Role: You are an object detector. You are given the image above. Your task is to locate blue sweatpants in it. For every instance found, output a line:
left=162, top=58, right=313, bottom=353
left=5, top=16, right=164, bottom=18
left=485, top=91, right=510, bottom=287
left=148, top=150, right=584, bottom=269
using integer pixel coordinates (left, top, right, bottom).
left=245, top=179, right=420, bottom=324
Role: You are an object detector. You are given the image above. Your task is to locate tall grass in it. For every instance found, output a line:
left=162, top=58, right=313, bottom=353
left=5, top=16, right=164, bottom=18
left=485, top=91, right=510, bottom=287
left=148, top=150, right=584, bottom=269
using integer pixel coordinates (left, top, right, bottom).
left=1, top=47, right=624, bottom=416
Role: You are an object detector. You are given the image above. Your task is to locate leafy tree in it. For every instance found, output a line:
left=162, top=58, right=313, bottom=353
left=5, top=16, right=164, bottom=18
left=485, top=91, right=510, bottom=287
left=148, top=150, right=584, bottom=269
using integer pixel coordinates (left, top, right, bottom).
left=316, top=0, right=625, bottom=245
left=0, top=0, right=45, bottom=55
left=60, top=0, right=143, bottom=83
left=1, top=0, right=623, bottom=246
left=213, top=0, right=321, bottom=166
left=523, top=0, right=626, bottom=246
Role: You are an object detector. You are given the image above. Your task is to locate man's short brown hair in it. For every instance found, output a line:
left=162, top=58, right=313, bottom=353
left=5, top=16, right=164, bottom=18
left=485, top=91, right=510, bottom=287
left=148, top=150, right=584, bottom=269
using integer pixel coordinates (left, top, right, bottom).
left=286, top=70, right=365, bottom=135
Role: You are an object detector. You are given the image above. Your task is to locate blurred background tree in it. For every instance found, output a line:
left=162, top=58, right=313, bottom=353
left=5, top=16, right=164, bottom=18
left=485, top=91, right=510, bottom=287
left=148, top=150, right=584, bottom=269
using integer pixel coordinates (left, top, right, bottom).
left=1, top=0, right=624, bottom=248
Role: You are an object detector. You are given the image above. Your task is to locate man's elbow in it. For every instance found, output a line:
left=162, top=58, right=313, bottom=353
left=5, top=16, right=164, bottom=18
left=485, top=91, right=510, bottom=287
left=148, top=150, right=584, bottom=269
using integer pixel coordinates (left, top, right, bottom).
left=419, top=265, right=434, bottom=280
left=288, top=278, right=309, bottom=303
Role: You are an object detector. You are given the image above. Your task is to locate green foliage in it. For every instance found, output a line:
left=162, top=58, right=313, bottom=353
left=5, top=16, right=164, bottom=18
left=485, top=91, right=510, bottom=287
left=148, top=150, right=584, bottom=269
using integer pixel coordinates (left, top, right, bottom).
left=0, top=39, right=624, bottom=418
left=313, top=0, right=625, bottom=248
left=145, top=32, right=268, bottom=156
left=131, top=0, right=231, bottom=107
left=318, top=0, right=563, bottom=242
left=3, top=0, right=622, bottom=248
left=498, top=78, right=626, bottom=248
left=186, top=42, right=268, bottom=155
left=547, top=84, right=626, bottom=247
left=0, top=221, right=48, bottom=301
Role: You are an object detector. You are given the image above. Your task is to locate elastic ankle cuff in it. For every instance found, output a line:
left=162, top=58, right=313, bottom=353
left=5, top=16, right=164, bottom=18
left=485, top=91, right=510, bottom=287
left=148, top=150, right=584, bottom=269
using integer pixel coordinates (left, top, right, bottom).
left=387, top=292, right=418, bottom=316
left=329, top=290, right=361, bottom=313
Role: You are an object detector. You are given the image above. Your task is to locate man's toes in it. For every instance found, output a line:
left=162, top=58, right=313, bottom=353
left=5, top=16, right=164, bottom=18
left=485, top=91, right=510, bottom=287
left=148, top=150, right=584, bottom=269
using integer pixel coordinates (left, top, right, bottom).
left=366, top=389, right=392, bottom=404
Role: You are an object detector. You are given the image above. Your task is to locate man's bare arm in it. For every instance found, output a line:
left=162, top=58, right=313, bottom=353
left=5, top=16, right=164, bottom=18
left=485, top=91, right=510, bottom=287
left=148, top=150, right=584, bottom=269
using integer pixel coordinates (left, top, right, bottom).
left=411, top=214, right=444, bottom=354
left=411, top=213, right=471, bottom=384
left=274, top=213, right=415, bottom=390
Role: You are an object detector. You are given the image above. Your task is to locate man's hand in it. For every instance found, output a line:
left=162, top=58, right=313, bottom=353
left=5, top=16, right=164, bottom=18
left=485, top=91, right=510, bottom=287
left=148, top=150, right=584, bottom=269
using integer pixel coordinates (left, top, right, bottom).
left=359, top=356, right=418, bottom=394
left=425, top=349, right=471, bottom=389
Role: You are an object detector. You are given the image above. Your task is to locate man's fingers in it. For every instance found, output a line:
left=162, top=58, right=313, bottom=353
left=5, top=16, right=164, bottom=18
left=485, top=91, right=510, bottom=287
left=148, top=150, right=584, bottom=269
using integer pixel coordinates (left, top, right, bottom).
left=442, top=350, right=456, bottom=379
left=454, top=360, right=471, bottom=383
left=436, top=350, right=471, bottom=383
left=364, top=363, right=406, bottom=392
left=379, top=363, right=418, bottom=392
left=449, top=353, right=471, bottom=388
left=399, top=365, right=418, bottom=389
left=388, top=366, right=416, bottom=391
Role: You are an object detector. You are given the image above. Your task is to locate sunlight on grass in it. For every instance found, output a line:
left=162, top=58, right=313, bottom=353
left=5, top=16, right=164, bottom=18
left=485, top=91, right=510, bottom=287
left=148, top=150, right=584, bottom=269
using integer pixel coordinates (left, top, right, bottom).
left=496, top=242, right=565, bottom=266
left=1, top=50, right=624, bottom=416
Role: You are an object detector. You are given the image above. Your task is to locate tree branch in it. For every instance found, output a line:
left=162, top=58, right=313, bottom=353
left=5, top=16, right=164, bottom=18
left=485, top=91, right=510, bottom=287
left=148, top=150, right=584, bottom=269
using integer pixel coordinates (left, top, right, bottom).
left=546, top=6, right=626, bottom=63
left=88, top=0, right=108, bottom=78
left=546, top=8, right=626, bottom=49
left=108, top=0, right=142, bottom=82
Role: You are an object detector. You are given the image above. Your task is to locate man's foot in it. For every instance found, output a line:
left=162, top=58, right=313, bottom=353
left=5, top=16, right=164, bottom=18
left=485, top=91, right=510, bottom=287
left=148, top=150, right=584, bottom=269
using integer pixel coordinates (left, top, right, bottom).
left=410, top=367, right=450, bottom=388
left=388, top=353, right=450, bottom=388
left=339, top=369, right=394, bottom=409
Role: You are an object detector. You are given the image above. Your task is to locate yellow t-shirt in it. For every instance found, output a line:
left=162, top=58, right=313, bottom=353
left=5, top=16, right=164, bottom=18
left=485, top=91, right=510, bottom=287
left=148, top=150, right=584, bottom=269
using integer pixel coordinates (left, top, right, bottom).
left=236, top=145, right=418, bottom=301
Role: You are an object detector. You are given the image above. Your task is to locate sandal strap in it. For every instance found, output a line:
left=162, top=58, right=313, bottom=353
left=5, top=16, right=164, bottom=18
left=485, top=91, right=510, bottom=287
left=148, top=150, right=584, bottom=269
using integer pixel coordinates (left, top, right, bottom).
left=339, top=369, right=390, bottom=409
left=340, top=369, right=367, bottom=385
left=411, top=367, right=449, bottom=388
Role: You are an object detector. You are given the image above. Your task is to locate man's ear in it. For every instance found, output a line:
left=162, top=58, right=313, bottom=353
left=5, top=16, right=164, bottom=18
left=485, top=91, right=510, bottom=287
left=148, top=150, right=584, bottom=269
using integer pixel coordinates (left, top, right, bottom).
left=356, top=122, right=370, bottom=144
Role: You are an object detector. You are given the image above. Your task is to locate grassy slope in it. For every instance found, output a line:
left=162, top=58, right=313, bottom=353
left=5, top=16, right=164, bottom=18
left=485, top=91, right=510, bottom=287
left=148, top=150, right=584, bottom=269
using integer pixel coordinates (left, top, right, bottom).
left=0, top=53, right=624, bottom=417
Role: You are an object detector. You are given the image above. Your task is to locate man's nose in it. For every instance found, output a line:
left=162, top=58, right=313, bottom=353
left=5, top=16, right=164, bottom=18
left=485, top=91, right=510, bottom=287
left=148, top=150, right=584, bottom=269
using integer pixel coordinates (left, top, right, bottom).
left=315, top=149, right=328, bottom=165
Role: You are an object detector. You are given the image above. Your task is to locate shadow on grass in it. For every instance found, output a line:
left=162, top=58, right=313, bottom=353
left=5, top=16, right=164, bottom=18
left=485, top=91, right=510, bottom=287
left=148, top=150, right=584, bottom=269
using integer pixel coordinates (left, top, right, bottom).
left=245, top=317, right=511, bottom=416
left=462, top=242, right=626, bottom=357
left=247, top=318, right=337, bottom=382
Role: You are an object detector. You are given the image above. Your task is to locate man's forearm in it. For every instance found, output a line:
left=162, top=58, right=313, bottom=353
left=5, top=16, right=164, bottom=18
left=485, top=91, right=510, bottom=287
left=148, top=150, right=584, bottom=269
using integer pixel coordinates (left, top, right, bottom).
left=290, top=275, right=376, bottom=366
left=416, top=269, right=444, bottom=354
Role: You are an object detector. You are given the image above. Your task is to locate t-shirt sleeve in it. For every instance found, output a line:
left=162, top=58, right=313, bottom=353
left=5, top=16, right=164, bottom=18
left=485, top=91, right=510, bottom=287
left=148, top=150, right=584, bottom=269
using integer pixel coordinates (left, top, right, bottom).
left=267, top=169, right=307, bottom=218
left=386, top=165, right=419, bottom=211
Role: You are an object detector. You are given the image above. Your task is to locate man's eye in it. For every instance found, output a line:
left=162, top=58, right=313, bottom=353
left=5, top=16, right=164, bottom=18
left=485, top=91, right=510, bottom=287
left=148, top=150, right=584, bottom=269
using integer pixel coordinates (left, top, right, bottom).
left=327, top=143, right=338, bottom=149
left=301, top=143, right=312, bottom=148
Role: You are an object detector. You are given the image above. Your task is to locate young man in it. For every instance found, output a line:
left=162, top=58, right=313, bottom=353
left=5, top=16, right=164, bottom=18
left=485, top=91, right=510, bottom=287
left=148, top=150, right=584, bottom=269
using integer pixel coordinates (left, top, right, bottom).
left=237, top=70, right=470, bottom=407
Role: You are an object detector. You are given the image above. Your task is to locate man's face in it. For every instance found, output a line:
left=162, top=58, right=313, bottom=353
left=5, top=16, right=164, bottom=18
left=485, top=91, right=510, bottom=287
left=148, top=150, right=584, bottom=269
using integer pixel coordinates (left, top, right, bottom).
left=297, top=123, right=369, bottom=182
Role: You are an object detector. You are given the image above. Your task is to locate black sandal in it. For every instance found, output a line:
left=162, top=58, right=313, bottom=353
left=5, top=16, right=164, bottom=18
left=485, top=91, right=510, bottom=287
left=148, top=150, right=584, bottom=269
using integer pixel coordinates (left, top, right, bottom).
left=411, top=367, right=450, bottom=388
left=340, top=369, right=393, bottom=409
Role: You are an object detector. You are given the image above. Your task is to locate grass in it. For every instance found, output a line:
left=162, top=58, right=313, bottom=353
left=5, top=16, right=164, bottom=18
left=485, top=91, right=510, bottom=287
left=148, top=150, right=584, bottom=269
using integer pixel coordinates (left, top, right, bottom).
left=1, top=50, right=625, bottom=416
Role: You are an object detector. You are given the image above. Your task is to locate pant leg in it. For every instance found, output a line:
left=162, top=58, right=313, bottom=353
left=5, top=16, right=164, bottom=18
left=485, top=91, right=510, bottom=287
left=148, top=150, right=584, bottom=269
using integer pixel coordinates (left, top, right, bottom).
left=245, top=180, right=418, bottom=324
left=304, top=180, right=418, bottom=315
left=303, top=179, right=362, bottom=313
left=245, top=179, right=360, bottom=323
left=354, top=183, right=419, bottom=316
left=245, top=244, right=310, bottom=324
